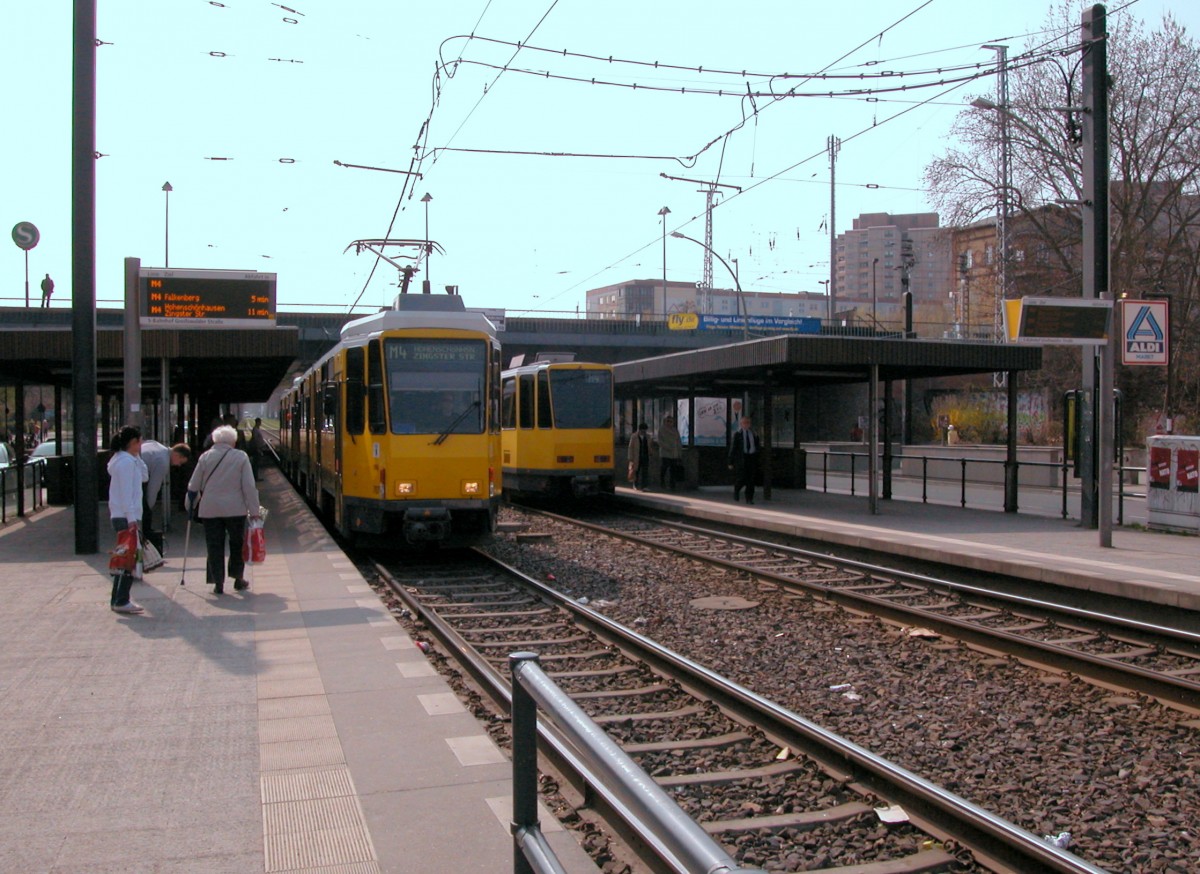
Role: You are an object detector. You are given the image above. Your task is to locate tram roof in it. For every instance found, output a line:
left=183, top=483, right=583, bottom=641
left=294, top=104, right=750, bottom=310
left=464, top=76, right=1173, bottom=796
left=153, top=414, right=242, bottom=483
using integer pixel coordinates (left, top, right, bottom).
left=612, top=333, right=1042, bottom=397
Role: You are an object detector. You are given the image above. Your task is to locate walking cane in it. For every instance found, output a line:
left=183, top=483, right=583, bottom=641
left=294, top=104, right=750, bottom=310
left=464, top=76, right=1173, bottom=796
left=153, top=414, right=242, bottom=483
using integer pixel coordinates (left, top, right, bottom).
left=179, top=517, right=192, bottom=586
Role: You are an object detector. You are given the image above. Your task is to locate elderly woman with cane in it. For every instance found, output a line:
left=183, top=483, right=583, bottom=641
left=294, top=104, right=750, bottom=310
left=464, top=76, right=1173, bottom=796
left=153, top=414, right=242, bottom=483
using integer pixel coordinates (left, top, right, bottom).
left=187, top=425, right=260, bottom=595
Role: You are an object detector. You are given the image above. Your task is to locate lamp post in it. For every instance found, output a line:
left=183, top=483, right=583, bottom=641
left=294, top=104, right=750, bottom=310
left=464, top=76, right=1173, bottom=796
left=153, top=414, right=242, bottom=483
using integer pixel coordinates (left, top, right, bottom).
left=871, top=257, right=879, bottom=327
left=657, top=206, right=670, bottom=314
left=161, top=182, right=172, bottom=267
left=671, top=231, right=748, bottom=340
left=421, top=192, right=433, bottom=293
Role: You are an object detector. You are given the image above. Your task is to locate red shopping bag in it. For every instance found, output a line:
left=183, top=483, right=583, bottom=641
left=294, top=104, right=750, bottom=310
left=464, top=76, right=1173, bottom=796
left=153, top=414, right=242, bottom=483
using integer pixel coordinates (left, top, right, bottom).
left=109, top=527, right=139, bottom=572
left=243, top=518, right=267, bottom=563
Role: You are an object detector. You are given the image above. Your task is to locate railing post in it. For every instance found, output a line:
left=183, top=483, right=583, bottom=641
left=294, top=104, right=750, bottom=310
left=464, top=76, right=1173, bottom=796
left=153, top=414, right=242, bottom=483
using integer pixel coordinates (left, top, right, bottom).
left=850, top=453, right=856, bottom=496
left=960, top=458, right=967, bottom=508
left=921, top=456, right=928, bottom=503
left=510, top=652, right=541, bottom=874
left=822, top=452, right=828, bottom=493
left=1061, top=462, right=1069, bottom=519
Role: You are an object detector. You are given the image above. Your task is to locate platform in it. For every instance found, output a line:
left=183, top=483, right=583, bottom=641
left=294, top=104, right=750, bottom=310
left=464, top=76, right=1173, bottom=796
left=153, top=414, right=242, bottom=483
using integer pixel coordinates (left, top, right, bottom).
left=0, top=469, right=597, bottom=873
left=618, top=484, right=1200, bottom=614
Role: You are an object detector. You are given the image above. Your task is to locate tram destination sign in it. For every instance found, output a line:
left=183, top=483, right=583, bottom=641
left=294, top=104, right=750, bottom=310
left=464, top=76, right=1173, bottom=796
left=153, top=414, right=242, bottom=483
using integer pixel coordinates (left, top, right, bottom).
left=139, top=268, right=277, bottom=328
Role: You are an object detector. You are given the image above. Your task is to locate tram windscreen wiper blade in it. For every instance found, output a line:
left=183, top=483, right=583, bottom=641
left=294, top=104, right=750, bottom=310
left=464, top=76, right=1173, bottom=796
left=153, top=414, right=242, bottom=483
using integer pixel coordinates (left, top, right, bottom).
left=432, top=400, right=481, bottom=446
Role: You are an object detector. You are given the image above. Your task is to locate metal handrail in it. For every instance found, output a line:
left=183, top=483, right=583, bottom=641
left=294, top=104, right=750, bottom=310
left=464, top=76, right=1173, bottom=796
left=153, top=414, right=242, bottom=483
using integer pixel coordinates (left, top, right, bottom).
left=805, top=449, right=1135, bottom=521
left=509, top=652, right=762, bottom=874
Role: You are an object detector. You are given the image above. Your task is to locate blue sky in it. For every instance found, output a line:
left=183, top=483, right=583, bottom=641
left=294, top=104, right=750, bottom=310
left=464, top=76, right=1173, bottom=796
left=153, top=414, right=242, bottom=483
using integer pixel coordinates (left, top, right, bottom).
left=4, top=1, right=1195, bottom=317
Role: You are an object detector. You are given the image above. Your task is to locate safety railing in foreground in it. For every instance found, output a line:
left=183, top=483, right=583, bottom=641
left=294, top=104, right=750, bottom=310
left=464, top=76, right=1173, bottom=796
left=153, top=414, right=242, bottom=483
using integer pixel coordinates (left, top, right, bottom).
left=813, top=450, right=1139, bottom=523
left=509, top=651, right=762, bottom=874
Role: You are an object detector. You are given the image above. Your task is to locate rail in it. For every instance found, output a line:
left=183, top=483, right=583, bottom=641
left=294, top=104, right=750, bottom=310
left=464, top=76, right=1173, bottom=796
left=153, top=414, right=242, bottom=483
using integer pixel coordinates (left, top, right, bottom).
left=0, top=459, right=46, bottom=524
left=811, top=449, right=1141, bottom=523
left=508, top=652, right=761, bottom=874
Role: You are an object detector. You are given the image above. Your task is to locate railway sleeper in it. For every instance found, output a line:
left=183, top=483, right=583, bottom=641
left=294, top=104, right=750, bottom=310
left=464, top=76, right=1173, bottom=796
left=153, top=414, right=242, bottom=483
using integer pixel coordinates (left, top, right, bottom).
left=655, top=759, right=803, bottom=787
left=570, top=683, right=671, bottom=700
left=530, top=649, right=613, bottom=663
left=591, top=704, right=704, bottom=724
left=623, top=730, right=751, bottom=753
left=455, top=622, right=571, bottom=635
left=435, top=597, right=537, bottom=608
left=441, top=607, right=554, bottom=620
left=700, top=799, right=874, bottom=835
left=548, top=664, right=641, bottom=679
left=470, top=634, right=590, bottom=648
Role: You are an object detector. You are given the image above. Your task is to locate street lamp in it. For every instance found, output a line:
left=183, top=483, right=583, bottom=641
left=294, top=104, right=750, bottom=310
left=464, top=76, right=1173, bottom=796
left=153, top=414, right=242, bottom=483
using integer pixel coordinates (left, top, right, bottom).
left=162, top=181, right=172, bottom=267
left=421, top=192, right=433, bottom=293
left=671, top=231, right=748, bottom=340
left=657, top=206, right=670, bottom=314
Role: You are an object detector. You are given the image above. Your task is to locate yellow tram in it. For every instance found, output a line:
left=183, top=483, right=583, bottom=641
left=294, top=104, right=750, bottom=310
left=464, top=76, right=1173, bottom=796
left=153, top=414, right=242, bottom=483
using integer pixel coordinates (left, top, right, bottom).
left=279, top=294, right=502, bottom=544
left=500, top=357, right=615, bottom=498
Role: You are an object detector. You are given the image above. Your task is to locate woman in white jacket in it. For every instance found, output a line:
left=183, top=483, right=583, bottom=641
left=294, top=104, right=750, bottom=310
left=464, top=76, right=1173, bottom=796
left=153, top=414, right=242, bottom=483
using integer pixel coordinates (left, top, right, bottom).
left=187, top=425, right=260, bottom=595
left=107, top=426, right=148, bottom=613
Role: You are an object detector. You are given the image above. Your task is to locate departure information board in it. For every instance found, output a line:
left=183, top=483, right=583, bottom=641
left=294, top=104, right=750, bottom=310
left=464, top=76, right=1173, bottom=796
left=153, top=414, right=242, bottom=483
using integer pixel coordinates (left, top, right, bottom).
left=139, top=268, right=277, bottom=328
left=1003, top=297, right=1111, bottom=345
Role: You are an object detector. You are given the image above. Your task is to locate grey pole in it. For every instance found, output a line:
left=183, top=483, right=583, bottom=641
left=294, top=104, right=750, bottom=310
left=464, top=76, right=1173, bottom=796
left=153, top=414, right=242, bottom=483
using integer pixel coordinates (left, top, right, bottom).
left=73, top=0, right=99, bottom=554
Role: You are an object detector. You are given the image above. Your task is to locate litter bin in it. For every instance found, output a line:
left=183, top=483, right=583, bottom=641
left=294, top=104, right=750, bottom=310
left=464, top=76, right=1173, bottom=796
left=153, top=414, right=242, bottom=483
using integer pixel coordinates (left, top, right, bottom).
left=44, top=456, right=74, bottom=505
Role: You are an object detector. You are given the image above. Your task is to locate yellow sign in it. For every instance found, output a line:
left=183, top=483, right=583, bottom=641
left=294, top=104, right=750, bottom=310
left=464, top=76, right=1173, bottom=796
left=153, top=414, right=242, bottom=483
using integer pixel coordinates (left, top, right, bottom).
left=667, top=312, right=699, bottom=330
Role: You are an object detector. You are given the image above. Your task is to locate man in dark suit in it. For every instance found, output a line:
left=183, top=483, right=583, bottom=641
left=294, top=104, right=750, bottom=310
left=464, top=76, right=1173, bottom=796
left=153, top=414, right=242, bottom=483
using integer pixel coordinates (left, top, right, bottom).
left=727, top=415, right=760, bottom=504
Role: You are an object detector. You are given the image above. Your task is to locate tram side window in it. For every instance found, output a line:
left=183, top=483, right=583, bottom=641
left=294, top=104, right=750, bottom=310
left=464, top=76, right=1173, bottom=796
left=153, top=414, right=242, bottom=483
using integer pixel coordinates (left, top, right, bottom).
left=536, top=371, right=552, bottom=429
left=322, top=382, right=338, bottom=432
left=518, top=374, right=535, bottom=429
left=501, top=376, right=517, bottom=429
left=345, top=347, right=365, bottom=435
left=367, top=339, right=386, bottom=434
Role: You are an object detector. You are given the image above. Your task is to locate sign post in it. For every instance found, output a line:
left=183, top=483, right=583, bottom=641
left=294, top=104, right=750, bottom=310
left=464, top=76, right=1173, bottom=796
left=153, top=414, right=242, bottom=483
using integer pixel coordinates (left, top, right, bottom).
left=11, top=221, right=40, bottom=307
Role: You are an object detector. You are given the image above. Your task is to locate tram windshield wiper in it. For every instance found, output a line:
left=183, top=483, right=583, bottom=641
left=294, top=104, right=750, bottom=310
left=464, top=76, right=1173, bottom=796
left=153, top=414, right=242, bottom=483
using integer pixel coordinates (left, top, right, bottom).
left=432, top=400, right=480, bottom=446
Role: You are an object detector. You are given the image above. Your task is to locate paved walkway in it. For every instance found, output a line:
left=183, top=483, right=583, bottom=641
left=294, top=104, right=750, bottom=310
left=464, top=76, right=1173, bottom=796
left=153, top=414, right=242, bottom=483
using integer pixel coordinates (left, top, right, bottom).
left=621, top=483, right=1200, bottom=613
left=0, top=470, right=596, bottom=873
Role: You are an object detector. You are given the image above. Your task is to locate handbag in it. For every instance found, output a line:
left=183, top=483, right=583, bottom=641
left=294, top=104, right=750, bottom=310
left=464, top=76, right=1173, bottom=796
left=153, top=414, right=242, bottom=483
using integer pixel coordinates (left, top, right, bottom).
left=243, top=517, right=266, bottom=563
left=109, top=527, right=139, bottom=572
left=142, top=539, right=164, bottom=571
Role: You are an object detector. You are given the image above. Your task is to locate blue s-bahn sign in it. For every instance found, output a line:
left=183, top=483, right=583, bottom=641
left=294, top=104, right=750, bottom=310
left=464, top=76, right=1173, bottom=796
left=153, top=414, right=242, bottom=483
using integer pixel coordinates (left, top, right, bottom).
left=1120, top=300, right=1168, bottom=366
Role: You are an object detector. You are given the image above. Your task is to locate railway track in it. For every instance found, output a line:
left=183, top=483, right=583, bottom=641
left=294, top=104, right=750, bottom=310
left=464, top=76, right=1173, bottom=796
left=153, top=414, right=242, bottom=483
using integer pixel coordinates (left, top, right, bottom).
left=527, top=507, right=1200, bottom=714
left=372, top=549, right=1106, bottom=874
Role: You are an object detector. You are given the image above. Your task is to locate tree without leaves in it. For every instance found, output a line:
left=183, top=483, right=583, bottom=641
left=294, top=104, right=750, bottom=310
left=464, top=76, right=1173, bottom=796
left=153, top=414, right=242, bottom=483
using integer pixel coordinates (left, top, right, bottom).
left=925, top=4, right=1200, bottom=440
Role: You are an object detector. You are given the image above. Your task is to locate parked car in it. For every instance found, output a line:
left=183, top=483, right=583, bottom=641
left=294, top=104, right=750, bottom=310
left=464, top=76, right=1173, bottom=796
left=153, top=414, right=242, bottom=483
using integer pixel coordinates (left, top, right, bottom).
left=30, top=440, right=73, bottom=459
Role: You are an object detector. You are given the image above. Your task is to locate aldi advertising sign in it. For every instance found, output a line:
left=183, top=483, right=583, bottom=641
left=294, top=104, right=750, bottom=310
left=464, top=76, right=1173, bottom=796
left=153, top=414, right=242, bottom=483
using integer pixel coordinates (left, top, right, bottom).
left=1120, top=300, right=1169, bottom=366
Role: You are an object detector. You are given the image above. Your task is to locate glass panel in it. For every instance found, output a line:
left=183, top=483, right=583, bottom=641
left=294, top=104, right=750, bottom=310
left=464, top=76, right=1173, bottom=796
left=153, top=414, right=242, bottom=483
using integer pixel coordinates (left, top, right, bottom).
left=537, top=371, right=552, bottom=429
left=518, top=374, right=534, bottom=429
left=345, top=346, right=364, bottom=435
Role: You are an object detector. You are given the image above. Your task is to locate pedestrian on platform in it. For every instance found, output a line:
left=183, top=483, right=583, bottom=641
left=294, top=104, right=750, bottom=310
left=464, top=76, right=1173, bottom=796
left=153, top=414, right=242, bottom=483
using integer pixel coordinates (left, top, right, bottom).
left=627, top=422, right=652, bottom=491
left=249, top=417, right=267, bottom=481
left=107, top=426, right=148, bottom=613
left=657, top=414, right=683, bottom=491
left=201, top=417, right=222, bottom=450
left=727, top=415, right=760, bottom=504
left=140, top=440, right=192, bottom=552
left=187, top=425, right=260, bottom=595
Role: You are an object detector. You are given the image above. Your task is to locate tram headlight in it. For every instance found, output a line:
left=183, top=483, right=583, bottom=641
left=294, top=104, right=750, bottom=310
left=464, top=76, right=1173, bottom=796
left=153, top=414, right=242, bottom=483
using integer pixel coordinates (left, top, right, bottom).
left=462, top=480, right=480, bottom=495
left=395, top=481, right=416, bottom=496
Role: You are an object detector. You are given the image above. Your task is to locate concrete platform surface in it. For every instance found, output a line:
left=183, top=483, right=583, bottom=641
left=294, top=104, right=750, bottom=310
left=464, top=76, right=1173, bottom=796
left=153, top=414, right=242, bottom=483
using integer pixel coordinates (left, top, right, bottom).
left=620, top=484, right=1200, bottom=613
left=0, top=470, right=597, bottom=874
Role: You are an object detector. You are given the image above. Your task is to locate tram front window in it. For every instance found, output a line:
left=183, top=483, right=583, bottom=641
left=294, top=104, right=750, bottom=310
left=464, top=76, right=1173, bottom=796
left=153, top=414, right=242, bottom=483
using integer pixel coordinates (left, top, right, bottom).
left=385, top=338, right=487, bottom=435
left=549, top=370, right=612, bottom=429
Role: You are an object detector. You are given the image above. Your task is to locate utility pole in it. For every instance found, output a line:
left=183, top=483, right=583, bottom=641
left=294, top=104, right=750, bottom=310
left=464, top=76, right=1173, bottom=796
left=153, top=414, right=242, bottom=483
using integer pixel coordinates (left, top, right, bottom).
left=659, top=173, right=741, bottom=313
left=982, top=44, right=1011, bottom=388
left=827, top=135, right=841, bottom=323
left=1080, top=4, right=1111, bottom=542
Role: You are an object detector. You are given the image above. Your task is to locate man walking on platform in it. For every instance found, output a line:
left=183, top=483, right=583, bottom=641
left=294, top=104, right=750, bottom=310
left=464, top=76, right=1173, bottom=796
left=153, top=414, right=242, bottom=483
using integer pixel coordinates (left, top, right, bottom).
left=727, top=415, right=760, bottom=504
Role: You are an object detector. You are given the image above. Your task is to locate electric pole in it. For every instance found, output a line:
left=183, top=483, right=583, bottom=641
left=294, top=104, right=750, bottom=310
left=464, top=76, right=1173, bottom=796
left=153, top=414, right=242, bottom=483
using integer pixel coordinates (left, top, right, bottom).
left=659, top=173, right=741, bottom=313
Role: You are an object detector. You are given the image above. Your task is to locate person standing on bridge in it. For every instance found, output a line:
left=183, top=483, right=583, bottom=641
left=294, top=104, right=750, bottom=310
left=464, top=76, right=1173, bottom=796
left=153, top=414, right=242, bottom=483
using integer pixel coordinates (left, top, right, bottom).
left=187, top=425, right=259, bottom=595
left=40, top=274, right=54, bottom=307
